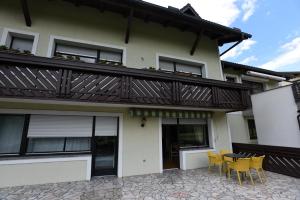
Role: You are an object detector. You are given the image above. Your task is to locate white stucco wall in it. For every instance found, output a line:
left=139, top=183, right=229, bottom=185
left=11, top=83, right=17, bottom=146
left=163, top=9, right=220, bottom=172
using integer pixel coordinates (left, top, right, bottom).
left=0, top=156, right=91, bottom=188
left=0, top=0, right=223, bottom=80
left=251, top=86, right=300, bottom=148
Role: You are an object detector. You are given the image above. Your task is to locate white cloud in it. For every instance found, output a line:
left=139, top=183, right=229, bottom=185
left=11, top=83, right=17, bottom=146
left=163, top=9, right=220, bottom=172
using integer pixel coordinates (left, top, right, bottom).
left=221, top=39, right=257, bottom=59
left=241, top=0, right=257, bottom=21
left=144, top=0, right=241, bottom=26
left=239, top=56, right=257, bottom=65
left=259, top=37, right=300, bottom=70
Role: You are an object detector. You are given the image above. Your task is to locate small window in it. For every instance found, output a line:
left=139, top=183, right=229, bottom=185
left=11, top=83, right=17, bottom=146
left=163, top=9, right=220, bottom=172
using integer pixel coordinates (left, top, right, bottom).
left=226, top=76, right=236, bottom=83
left=159, top=58, right=203, bottom=77
left=54, top=43, right=122, bottom=64
left=248, top=119, right=257, bottom=140
left=0, top=115, right=25, bottom=154
left=10, top=36, right=33, bottom=52
left=243, top=80, right=264, bottom=94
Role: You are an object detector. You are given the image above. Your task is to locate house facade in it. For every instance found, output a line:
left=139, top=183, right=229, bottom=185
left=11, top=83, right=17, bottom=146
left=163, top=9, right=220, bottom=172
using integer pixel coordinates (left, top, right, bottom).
left=0, top=0, right=252, bottom=187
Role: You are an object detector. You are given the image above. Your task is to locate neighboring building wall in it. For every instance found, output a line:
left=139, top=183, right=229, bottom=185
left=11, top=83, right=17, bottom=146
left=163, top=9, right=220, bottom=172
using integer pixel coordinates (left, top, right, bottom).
left=0, top=156, right=91, bottom=187
left=0, top=0, right=223, bottom=80
left=251, top=86, right=300, bottom=148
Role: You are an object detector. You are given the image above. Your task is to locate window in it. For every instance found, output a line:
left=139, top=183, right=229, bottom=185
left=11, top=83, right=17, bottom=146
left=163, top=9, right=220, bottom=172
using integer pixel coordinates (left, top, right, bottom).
left=1, top=29, right=38, bottom=54
left=0, top=115, right=25, bottom=154
left=162, top=118, right=209, bottom=149
left=226, top=76, right=237, bottom=83
left=27, top=137, right=91, bottom=153
left=55, top=43, right=122, bottom=64
left=159, top=58, right=203, bottom=77
left=26, top=115, right=93, bottom=153
left=248, top=119, right=257, bottom=140
left=242, top=80, right=264, bottom=94
left=10, top=36, right=33, bottom=52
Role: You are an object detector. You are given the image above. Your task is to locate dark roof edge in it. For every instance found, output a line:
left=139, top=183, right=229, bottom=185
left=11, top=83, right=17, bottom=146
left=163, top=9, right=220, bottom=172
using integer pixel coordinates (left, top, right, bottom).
left=221, top=60, right=299, bottom=79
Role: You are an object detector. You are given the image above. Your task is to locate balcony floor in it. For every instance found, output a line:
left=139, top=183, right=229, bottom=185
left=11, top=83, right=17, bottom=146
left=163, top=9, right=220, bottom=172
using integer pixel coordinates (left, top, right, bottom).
left=0, top=168, right=299, bottom=200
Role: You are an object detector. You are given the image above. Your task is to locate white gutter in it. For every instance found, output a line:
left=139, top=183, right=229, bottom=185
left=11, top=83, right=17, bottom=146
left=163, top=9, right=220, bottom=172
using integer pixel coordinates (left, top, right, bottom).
left=246, top=71, right=286, bottom=81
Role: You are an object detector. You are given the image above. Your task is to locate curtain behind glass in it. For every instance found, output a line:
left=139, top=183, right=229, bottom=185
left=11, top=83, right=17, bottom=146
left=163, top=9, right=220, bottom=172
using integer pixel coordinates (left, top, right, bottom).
left=27, top=138, right=64, bottom=153
left=0, top=115, right=24, bottom=154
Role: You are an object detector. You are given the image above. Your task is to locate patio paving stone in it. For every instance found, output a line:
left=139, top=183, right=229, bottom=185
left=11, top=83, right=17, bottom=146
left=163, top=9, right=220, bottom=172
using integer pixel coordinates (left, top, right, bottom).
left=0, top=168, right=299, bottom=200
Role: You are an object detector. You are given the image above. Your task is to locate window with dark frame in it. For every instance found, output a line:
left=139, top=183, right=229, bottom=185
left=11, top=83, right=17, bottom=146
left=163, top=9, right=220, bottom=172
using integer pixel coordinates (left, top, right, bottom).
left=242, top=80, right=264, bottom=94
left=54, top=43, right=123, bottom=64
left=247, top=119, right=258, bottom=140
left=226, top=76, right=236, bottom=83
left=159, top=59, right=203, bottom=77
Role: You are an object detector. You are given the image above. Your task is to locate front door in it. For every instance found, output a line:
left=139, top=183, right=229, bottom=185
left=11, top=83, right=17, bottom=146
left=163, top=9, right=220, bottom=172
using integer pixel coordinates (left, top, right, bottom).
left=93, top=136, right=118, bottom=176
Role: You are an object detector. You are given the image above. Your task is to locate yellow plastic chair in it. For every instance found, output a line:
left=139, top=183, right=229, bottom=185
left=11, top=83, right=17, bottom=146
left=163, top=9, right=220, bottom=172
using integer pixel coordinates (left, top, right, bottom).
left=250, top=155, right=266, bottom=183
left=228, top=158, right=254, bottom=185
left=207, top=151, right=223, bottom=176
left=220, top=150, right=233, bottom=173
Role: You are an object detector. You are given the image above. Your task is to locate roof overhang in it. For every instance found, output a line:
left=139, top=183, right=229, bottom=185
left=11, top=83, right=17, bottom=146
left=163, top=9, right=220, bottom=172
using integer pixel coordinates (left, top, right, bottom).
left=61, top=0, right=251, bottom=46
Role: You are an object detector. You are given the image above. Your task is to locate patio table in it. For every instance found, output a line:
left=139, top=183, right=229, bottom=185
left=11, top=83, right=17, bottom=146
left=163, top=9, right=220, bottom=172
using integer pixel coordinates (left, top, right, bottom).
left=223, top=153, right=247, bottom=161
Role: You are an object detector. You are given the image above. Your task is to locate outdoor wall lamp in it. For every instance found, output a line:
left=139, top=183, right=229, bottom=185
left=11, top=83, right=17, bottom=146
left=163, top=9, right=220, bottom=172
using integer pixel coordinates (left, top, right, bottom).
left=141, top=117, right=147, bottom=127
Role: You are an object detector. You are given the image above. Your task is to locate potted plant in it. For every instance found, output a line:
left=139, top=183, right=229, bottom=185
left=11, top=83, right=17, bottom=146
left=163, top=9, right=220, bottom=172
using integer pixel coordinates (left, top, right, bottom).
left=148, top=66, right=156, bottom=71
left=0, top=45, right=8, bottom=52
left=22, top=50, right=33, bottom=56
left=53, top=54, right=65, bottom=60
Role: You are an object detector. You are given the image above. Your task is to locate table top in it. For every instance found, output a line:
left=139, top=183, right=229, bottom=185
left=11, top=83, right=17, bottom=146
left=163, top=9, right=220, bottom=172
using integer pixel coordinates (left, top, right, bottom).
left=223, top=153, right=247, bottom=158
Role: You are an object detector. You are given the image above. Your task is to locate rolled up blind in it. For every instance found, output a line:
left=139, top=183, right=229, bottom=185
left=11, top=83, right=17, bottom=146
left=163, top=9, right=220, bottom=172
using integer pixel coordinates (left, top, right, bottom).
left=179, top=118, right=207, bottom=125
left=95, top=116, right=118, bottom=136
left=28, top=115, right=93, bottom=137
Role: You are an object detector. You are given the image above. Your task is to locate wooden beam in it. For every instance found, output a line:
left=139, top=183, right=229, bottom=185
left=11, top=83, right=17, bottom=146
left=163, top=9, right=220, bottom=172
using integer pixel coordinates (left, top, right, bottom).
left=20, top=0, right=31, bottom=27
left=125, top=8, right=133, bottom=44
left=219, top=40, right=242, bottom=57
left=190, top=31, right=202, bottom=56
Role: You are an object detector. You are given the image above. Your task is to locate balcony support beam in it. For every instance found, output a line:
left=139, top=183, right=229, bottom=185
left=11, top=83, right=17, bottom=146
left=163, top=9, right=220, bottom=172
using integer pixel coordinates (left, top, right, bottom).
left=125, top=8, right=133, bottom=44
left=190, top=31, right=203, bottom=56
left=20, top=0, right=31, bottom=27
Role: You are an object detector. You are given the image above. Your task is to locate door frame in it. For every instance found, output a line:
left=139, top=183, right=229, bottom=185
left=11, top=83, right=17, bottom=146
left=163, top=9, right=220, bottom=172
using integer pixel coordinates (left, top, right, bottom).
left=91, top=113, right=123, bottom=177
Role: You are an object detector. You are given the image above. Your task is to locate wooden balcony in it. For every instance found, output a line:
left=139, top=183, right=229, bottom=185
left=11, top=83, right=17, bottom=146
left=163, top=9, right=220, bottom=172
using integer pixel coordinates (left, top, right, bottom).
left=0, top=52, right=250, bottom=110
left=292, top=81, right=300, bottom=102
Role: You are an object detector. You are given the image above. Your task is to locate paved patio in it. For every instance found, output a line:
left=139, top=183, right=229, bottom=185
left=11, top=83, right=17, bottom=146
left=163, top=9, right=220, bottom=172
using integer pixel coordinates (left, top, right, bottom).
left=0, top=168, right=299, bottom=200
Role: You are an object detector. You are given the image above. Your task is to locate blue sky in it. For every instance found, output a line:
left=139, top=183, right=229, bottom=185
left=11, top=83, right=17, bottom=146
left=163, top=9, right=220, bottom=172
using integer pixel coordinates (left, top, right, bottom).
left=146, top=0, right=300, bottom=72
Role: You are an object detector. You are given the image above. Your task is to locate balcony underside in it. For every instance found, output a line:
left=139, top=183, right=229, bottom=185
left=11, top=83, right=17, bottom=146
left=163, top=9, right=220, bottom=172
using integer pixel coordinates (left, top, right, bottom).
left=0, top=52, right=250, bottom=111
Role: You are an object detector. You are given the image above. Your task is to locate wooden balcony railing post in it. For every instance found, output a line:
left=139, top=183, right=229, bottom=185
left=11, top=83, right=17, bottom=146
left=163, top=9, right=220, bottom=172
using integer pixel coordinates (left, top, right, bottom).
left=120, top=75, right=131, bottom=100
left=172, top=81, right=181, bottom=105
left=212, top=86, right=219, bottom=106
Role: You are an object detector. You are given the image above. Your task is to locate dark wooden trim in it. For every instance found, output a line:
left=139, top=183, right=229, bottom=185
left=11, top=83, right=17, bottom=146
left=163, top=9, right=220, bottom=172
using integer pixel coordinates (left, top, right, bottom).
left=190, top=31, right=202, bottom=56
left=292, top=81, right=300, bottom=102
left=91, top=116, right=96, bottom=176
left=220, top=40, right=242, bottom=57
left=20, top=0, right=32, bottom=27
left=19, top=114, right=30, bottom=155
left=125, top=8, right=133, bottom=44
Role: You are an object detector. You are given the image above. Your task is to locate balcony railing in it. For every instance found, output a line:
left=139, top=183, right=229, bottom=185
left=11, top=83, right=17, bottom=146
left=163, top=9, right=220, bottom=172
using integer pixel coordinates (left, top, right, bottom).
left=292, top=81, right=300, bottom=102
left=0, top=52, right=250, bottom=110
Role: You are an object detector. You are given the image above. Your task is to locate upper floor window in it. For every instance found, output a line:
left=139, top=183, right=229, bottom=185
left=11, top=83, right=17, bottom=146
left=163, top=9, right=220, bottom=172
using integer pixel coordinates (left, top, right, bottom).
left=242, top=80, right=264, bottom=94
left=226, top=76, right=237, bottom=83
left=159, top=58, right=204, bottom=78
left=0, top=28, right=38, bottom=54
left=54, top=43, right=123, bottom=64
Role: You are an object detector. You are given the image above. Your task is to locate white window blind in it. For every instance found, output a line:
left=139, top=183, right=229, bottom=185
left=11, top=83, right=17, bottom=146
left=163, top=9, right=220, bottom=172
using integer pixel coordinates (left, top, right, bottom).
left=179, top=119, right=207, bottom=125
left=176, top=63, right=202, bottom=75
left=100, top=51, right=122, bottom=62
left=11, top=37, right=33, bottom=52
left=95, top=117, right=118, bottom=136
left=159, top=60, right=174, bottom=72
left=28, top=115, right=93, bottom=137
left=56, top=44, right=97, bottom=57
